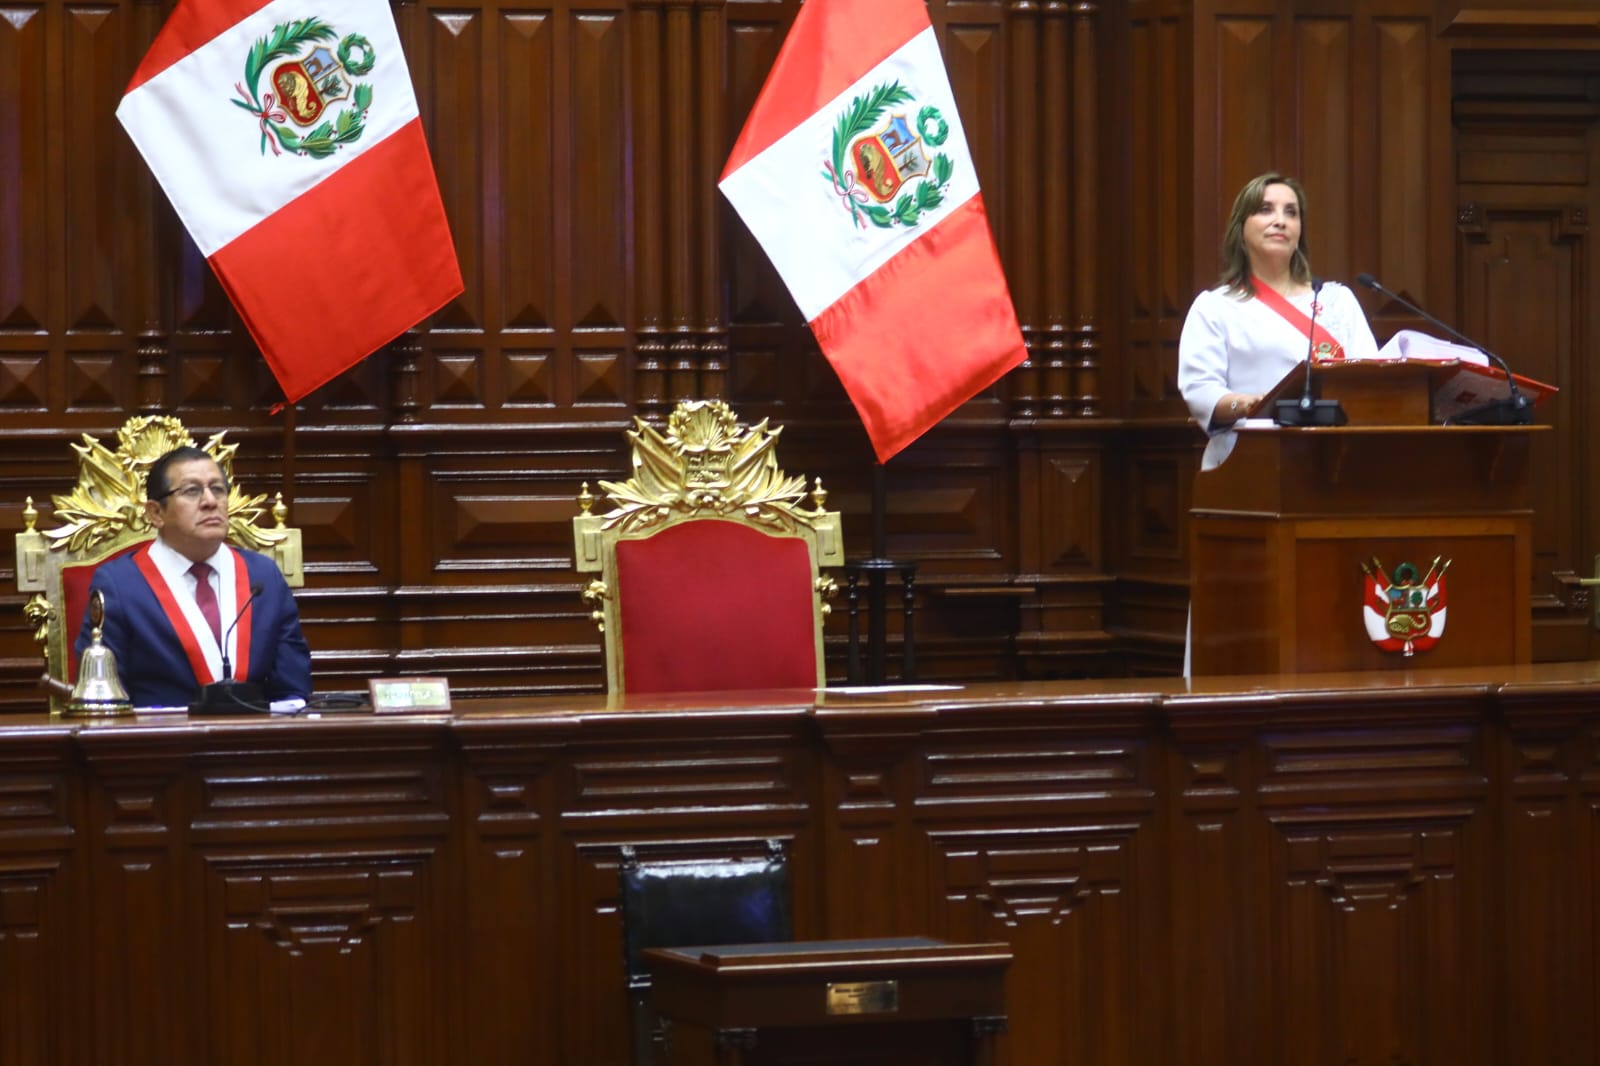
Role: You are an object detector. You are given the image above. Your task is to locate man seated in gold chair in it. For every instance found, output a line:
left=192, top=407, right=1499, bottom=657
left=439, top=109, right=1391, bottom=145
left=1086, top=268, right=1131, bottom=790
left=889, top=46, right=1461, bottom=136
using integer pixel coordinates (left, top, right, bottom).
left=72, top=446, right=311, bottom=710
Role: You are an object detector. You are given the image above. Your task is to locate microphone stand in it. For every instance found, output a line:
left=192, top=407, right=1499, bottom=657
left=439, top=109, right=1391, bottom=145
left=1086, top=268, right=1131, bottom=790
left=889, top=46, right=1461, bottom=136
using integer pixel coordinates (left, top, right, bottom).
left=1274, top=278, right=1348, bottom=427
left=1354, top=272, right=1532, bottom=425
left=190, top=583, right=268, bottom=715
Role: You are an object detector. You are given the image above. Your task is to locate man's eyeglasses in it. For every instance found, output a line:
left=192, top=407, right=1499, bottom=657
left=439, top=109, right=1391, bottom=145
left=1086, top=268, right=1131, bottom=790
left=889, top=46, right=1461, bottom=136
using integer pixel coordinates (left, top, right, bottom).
left=157, top=481, right=230, bottom=502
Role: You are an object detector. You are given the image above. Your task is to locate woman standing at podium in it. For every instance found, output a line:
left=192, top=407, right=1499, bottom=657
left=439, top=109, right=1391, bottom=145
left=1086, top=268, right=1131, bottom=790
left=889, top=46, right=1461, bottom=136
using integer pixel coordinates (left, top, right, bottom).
left=1179, top=172, right=1378, bottom=471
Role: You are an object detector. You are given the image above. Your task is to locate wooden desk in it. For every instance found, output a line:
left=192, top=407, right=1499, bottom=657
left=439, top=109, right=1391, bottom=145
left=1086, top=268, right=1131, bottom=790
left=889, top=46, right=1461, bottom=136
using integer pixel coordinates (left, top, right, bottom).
left=644, top=938, right=1009, bottom=1066
left=2, top=666, right=1600, bottom=1065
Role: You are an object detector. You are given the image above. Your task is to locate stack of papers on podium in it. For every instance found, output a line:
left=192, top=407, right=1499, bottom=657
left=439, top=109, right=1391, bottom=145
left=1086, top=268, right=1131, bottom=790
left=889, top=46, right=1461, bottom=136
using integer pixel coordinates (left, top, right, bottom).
left=1376, top=330, right=1556, bottom=421
left=1376, top=329, right=1489, bottom=365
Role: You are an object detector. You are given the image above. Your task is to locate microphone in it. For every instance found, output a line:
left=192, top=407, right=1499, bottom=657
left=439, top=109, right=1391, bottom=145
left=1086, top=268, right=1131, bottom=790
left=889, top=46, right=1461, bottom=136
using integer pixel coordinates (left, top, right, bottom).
left=219, top=583, right=263, bottom=682
left=1354, top=272, right=1531, bottom=425
left=1274, top=277, right=1348, bottom=427
left=190, top=582, right=268, bottom=715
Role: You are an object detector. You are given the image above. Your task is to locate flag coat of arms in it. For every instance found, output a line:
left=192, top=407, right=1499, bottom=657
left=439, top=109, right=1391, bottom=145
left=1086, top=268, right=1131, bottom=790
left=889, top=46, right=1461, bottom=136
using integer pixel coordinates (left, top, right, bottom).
left=117, top=0, right=463, bottom=403
left=720, top=0, right=1026, bottom=462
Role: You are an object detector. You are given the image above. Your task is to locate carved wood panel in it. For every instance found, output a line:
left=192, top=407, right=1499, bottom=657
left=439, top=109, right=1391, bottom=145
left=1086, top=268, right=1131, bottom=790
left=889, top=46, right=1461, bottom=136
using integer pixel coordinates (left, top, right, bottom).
left=200, top=854, right=446, bottom=1066
left=1454, top=50, right=1600, bottom=660
left=1, top=678, right=1600, bottom=1062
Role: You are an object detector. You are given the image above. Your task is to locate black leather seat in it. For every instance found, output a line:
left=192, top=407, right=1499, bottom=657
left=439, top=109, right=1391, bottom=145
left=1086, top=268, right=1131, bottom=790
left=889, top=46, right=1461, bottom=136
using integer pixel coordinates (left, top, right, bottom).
left=618, top=840, right=791, bottom=1065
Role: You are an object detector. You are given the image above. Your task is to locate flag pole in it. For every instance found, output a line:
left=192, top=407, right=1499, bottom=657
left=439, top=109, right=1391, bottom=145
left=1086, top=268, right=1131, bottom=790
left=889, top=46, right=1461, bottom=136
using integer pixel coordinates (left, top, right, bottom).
left=853, top=460, right=915, bottom=684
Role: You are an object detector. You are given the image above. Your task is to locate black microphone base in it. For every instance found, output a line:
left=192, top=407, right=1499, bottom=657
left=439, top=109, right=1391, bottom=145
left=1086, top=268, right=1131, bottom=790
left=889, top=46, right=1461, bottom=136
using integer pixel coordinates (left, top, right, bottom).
left=1447, top=398, right=1534, bottom=426
left=189, top=679, right=268, bottom=716
left=1273, top=398, right=1349, bottom=427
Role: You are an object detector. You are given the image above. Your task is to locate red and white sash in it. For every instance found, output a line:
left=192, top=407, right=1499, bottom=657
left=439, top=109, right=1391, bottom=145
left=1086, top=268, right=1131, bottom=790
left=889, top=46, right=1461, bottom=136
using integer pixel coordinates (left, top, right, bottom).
left=1252, top=278, right=1346, bottom=361
left=133, top=543, right=255, bottom=685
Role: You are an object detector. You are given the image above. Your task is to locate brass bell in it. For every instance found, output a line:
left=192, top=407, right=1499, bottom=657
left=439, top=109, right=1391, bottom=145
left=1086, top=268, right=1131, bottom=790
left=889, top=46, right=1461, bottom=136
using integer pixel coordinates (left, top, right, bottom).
left=67, top=590, right=132, bottom=717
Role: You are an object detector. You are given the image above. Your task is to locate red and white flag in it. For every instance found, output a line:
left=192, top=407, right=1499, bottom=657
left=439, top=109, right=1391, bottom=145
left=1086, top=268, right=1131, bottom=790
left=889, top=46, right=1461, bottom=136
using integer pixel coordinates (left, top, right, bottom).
left=117, top=0, right=462, bottom=404
left=720, top=0, right=1025, bottom=462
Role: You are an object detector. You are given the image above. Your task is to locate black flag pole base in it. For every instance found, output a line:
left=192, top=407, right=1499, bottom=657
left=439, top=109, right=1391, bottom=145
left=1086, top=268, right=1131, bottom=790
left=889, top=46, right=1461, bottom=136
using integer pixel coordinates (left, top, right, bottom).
left=1274, top=397, right=1348, bottom=427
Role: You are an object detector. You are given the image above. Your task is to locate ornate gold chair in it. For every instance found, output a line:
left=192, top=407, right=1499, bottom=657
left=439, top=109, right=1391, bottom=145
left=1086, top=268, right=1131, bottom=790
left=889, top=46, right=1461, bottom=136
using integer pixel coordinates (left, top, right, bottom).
left=573, top=400, right=843, bottom=693
left=14, top=416, right=304, bottom=713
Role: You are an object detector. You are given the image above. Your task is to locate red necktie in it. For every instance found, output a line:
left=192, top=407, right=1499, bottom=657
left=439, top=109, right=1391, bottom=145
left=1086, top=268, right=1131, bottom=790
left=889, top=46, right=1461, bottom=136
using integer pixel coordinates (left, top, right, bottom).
left=190, top=562, right=222, bottom=644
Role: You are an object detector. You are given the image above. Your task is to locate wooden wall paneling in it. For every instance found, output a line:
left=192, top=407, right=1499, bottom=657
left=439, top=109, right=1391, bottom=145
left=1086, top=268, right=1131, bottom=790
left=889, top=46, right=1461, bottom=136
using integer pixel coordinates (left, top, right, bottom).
left=814, top=707, right=928, bottom=939
left=0, top=728, right=80, bottom=1066
left=694, top=0, right=728, bottom=400
left=1014, top=433, right=1115, bottom=677
left=917, top=698, right=1164, bottom=1066
left=497, top=4, right=559, bottom=408
left=1437, top=1, right=1600, bottom=34
left=838, top=432, right=1020, bottom=679
left=632, top=0, right=667, bottom=414
left=12, top=674, right=1600, bottom=1058
left=1117, top=3, right=1193, bottom=667
left=1210, top=7, right=1276, bottom=217
left=1071, top=3, right=1103, bottom=416
left=60, top=4, right=142, bottom=417
left=453, top=721, right=565, bottom=1066
left=186, top=723, right=455, bottom=1066
left=661, top=0, right=698, bottom=403
left=1370, top=14, right=1434, bottom=322
left=1458, top=201, right=1587, bottom=653
left=1003, top=3, right=1042, bottom=420
left=1162, top=707, right=1265, bottom=1066
left=555, top=711, right=817, bottom=1066
left=1124, top=0, right=1191, bottom=418
left=422, top=1, right=487, bottom=347
left=0, top=857, right=72, bottom=1066
left=1267, top=806, right=1487, bottom=1065
left=1105, top=435, right=1192, bottom=671
left=1165, top=691, right=1494, bottom=1066
left=1449, top=50, right=1600, bottom=662
left=1294, top=15, right=1354, bottom=277
left=77, top=731, right=196, bottom=1065
left=996, top=4, right=1117, bottom=678
left=1495, top=686, right=1599, bottom=1066
left=1256, top=705, right=1492, bottom=1066
left=368, top=432, right=620, bottom=695
left=566, top=3, right=633, bottom=409
left=0, top=1, right=51, bottom=421
left=1033, top=4, right=1074, bottom=416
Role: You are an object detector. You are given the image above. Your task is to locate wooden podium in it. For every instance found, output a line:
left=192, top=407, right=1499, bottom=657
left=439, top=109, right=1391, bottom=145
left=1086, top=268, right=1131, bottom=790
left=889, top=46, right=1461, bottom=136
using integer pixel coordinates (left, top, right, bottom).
left=1190, top=360, right=1545, bottom=676
left=642, top=937, right=1010, bottom=1066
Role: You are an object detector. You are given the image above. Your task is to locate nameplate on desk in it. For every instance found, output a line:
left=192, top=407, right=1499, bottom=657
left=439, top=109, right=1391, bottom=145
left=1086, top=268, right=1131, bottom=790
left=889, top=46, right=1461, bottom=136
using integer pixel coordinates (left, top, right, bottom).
left=825, top=979, right=898, bottom=1015
left=367, top=677, right=452, bottom=714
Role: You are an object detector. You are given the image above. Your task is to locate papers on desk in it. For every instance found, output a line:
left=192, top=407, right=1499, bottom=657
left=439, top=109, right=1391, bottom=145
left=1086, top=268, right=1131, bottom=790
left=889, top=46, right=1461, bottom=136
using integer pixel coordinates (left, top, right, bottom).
left=129, top=697, right=307, bottom=716
left=1376, top=329, right=1489, bottom=365
left=824, top=684, right=963, bottom=695
left=1375, top=330, right=1557, bottom=420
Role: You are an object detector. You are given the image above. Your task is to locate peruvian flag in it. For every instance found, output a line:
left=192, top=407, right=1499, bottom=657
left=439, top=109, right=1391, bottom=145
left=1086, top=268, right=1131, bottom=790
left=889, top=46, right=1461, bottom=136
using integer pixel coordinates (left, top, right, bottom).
left=720, top=0, right=1026, bottom=462
left=117, top=0, right=462, bottom=404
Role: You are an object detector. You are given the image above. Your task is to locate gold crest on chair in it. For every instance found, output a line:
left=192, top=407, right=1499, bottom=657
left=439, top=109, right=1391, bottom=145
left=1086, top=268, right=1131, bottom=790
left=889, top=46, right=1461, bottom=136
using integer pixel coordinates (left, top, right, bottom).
left=14, top=415, right=304, bottom=713
left=573, top=400, right=843, bottom=694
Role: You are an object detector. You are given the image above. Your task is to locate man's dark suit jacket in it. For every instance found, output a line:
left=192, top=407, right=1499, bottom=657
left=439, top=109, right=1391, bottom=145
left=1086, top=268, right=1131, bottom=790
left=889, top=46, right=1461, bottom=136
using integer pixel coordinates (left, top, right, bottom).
left=74, top=543, right=311, bottom=707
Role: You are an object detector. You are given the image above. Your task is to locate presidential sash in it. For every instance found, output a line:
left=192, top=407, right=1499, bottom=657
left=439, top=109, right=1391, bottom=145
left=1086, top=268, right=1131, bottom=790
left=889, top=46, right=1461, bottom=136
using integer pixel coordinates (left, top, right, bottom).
left=133, top=544, right=255, bottom=686
left=1252, top=278, right=1346, bottom=361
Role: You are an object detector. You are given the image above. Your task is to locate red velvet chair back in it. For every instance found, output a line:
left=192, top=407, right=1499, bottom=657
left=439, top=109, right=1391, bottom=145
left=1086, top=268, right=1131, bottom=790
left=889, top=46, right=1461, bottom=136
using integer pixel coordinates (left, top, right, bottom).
left=614, top=520, right=819, bottom=693
left=571, top=400, right=845, bottom=695
left=62, top=543, right=144, bottom=682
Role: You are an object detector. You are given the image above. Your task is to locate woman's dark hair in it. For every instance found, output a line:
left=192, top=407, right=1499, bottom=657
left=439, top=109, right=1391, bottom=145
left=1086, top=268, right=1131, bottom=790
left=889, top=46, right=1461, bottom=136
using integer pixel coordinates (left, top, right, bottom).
left=1219, top=172, right=1312, bottom=296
